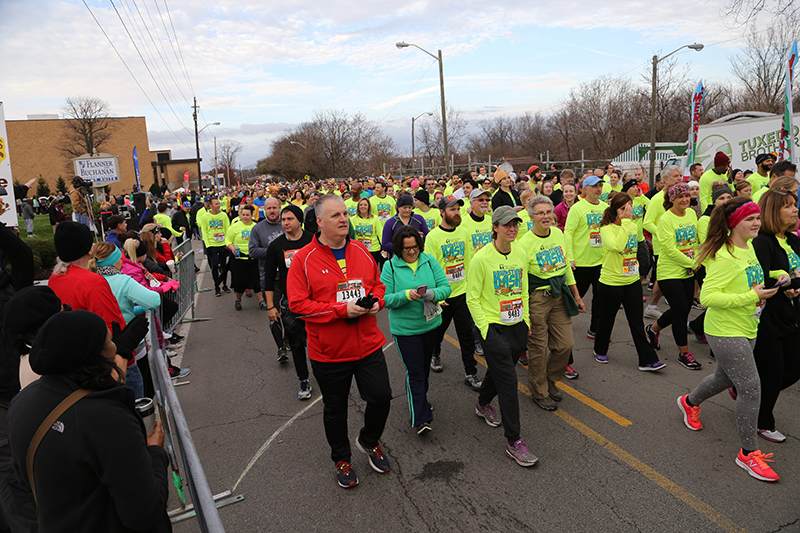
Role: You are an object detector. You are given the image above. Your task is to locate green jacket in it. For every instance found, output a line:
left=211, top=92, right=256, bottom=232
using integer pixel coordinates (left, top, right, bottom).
left=381, top=252, right=451, bottom=336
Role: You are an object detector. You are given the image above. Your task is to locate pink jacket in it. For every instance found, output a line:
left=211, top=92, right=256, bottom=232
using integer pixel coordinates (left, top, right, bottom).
left=121, top=258, right=170, bottom=294
left=555, top=200, right=573, bottom=230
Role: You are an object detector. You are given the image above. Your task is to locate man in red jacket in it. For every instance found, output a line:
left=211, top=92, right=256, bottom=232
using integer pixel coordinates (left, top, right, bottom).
left=287, top=194, right=392, bottom=489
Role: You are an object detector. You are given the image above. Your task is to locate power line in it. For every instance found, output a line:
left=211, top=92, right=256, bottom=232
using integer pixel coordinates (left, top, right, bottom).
left=162, top=0, right=195, bottom=96
left=153, top=0, right=194, bottom=96
left=108, top=0, right=195, bottom=136
left=380, top=59, right=438, bottom=122
left=81, top=0, right=193, bottom=150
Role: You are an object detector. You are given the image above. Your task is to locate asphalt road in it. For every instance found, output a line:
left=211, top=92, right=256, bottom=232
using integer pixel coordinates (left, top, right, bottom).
left=168, top=247, right=800, bottom=533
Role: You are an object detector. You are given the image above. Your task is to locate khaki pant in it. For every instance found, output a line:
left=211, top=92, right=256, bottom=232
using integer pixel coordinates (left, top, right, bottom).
left=526, top=289, right=574, bottom=400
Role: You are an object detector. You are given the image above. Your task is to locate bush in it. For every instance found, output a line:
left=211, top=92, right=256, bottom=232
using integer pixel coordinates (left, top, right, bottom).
left=55, top=176, right=68, bottom=195
left=26, top=238, right=58, bottom=279
left=149, top=183, right=162, bottom=197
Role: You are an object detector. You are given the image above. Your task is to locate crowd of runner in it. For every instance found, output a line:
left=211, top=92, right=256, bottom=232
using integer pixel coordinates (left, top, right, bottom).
left=0, top=151, right=798, bottom=527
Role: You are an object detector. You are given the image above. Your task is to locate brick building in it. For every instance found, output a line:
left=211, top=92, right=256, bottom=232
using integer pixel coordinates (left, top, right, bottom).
left=6, top=115, right=200, bottom=195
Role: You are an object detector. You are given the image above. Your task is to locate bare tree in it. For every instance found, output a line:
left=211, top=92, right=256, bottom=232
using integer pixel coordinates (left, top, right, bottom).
left=217, top=139, right=243, bottom=184
left=262, top=110, right=395, bottom=180
left=416, top=104, right=468, bottom=164
left=60, top=96, right=116, bottom=159
left=724, top=0, right=800, bottom=26
left=729, top=22, right=798, bottom=113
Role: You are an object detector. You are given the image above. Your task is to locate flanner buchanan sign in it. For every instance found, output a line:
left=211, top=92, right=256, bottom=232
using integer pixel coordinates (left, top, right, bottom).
left=73, top=152, right=121, bottom=184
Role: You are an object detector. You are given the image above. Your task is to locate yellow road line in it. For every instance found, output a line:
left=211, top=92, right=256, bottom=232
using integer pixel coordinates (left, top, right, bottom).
left=443, top=333, right=746, bottom=533
left=443, top=333, right=632, bottom=427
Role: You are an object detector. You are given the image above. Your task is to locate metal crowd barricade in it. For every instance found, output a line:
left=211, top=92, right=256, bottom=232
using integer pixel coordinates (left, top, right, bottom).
left=160, top=234, right=210, bottom=332
left=146, top=311, right=243, bottom=530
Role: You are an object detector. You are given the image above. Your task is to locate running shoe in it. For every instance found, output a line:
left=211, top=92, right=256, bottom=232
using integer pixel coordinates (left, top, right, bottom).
left=430, top=355, right=443, bottom=373
left=645, top=324, right=661, bottom=350
left=518, top=352, right=529, bottom=366
left=475, top=401, right=501, bottom=427
left=258, top=301, right=268, bottom=311
left=757, top=429, right=786, bottom=443
left=215, top=287, right=221, bottom=297
left=687, top=321, right=707, bottom=344
left=298, top=379, right=312, bottom=400
left=355, top=436, right=390, bottom=473
left=170, top=333, right=184, bottom=342
left=464, top=373, right=482, bottom=391
left=416, top=422, right=432, bottom=435
left=475, top=343, right=484, bottom=356
left=222, top=285, right=231, bottom=293
left=506, top=439, right=539, bottom=467
left=643, top=306, right=662, bottom=319
left=335, top=461, right=359, bottom=488
left=677, top=395, right=702, bottom=431
left=169, top=366, right=190, bottom=379
left=245, top=289, right=252, bottom=298
left=678, top=352, right=702, bottom=370
left=533, top=396, right=558, bottom=411
left=691, top=297, right=705, bottom=310
left=638, top=361, right=666, bottom=372
left=735, top=449, right=779, bottom=482
left=564, top=365, right=579, bottom=379
left=728, top=387, right=737, bottom=401
left=277, top=347, right=289, bottom=364
left=594, top=353, right=609, bottom=364
left=586, top=330, right=596, bottom=340
left=235, top=300, right=242, bottom=311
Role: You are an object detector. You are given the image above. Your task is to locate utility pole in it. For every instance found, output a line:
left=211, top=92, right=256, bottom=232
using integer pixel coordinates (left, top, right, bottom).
left=438, top=49, right=449, bottom=178
left=192, top=97, right=201, bottom=191
left=214, top=137, right=218, bottom=189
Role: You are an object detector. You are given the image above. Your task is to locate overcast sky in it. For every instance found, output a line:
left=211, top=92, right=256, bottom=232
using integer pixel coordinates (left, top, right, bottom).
left=0, top=0, right=765, bottom=168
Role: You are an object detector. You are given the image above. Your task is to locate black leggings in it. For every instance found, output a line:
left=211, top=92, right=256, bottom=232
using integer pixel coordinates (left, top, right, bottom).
left=656, top=277, right=694, bottom=347
left=753, top=331, right=800, bottom=430
left=206, top=246, right=230, bottom=289
left=594, top=281, right=659, bottom=365
left=573, top=265, right=601, bottom=332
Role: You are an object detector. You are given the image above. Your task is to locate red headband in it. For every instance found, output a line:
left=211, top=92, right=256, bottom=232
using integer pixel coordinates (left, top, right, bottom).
left=727, top=202, right=761, bottom=229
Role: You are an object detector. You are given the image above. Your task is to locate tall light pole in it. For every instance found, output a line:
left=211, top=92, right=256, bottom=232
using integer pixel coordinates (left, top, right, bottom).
left=397, top=41, right=450, bottom=176
left=649, top=43, right=703, bottom=187
left=411, top=112, right=433, bottom=175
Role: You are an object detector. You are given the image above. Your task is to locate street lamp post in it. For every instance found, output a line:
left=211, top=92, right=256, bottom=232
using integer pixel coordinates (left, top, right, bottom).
left=411, top=112, right=433, bottom=175
left=193, top=110, right=220, bottom=190
left=649, top=43, right=704, bottom=187
left=397, top=41, right=450, bottom=177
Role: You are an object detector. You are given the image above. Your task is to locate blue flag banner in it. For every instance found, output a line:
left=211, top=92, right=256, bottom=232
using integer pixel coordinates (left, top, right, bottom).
left=133, top=147, right=141, bottom=192
left=780, top=40, right=797, bottom=162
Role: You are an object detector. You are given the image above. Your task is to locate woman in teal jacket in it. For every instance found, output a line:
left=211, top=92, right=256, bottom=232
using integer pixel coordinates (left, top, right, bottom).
left=381, top=226, right=451, bottom=435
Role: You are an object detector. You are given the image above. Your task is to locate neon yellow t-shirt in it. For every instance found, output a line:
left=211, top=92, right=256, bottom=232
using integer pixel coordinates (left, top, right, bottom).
left=701, top=243, right=763, bottom=339
left=350, top=215, right=383, bottom=252
left=414, top=207, right=441, bottom=231
left=599, top=220, right=640, bottom=286
left=600, top=182, right=622, bottom=202
left=631, top=195, right=649, bottom=242
left=656, top=209, right=698, bottom=280
left=461, top=213, right=493, bottom=262
left=699, top=169, right=728, bottom=211
left=426, top=226, right=469, bottom=298
left=225, top=220, right=255, bottom=255
left=519, top=227, right=576, bottom=290
left=369, top=195, right=396, bottom=225
left=466, top=242, right=529, bottom=338
left=563, top=197, right=608, bottom=267
left=154, top=213, right=182, bottom=237
left=200, top=211, right=230, bottom=248
left=642, top=189, right=667, bottom=255
left=746, top=173, right=769, bottom=191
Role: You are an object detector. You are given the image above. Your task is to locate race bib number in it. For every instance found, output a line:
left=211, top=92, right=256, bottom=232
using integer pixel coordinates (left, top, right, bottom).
left=752, top=300, right=765, bottom=319
left=358, top=239, right=372, bottom=247
left=284, top=250, right=296, bottom=268
left=681, top=248, right=695, bottom=260
left=445, top=262, right=465, bottom=283
left=589, top=232, right=602, bottom=247
left=500, top=298, right=523, bottom=324
left=336, top=279, right=365, bottom=303
left=622, top=258, right=639, bottom=276
left=213, top=232, right=225, bottom=242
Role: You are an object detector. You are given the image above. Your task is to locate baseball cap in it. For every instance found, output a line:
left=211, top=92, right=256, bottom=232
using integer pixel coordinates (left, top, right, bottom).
left=492, top=205, right=523, bottom=225
left=438, top=195, right=464, bottom=209
left=583, top=176, right=604, bottom=187
left=469, top=188, right=491, bottom=201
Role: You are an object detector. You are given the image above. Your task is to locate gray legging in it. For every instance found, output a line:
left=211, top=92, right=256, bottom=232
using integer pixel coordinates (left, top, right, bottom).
left=688, top=335, right=760, bottom=451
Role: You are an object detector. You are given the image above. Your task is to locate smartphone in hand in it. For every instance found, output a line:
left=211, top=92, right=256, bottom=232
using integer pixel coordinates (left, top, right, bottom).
left=417, top=284, right=428, bottom=296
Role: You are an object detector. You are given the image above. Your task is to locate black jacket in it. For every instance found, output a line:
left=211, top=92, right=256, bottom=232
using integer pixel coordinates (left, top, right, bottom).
left=171, top=210, right=190, bottom=234
left=491, top=188, right=521, bottom=211
left=6, top=375, right=171, bottom=532
left=752, top=231, right=800, bottom=337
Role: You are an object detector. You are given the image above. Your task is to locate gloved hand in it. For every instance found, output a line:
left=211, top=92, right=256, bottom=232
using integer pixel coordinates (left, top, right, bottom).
left=423, top=289, right=436, bottom=302
left=164, top=280, right=180, bottom=291
left=111, top=315, right=149, bottom=360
